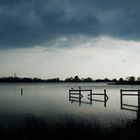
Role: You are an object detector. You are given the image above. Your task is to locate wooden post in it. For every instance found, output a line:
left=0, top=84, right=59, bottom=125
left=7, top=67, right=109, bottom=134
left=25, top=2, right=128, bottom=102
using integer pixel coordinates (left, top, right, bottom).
left=104, top=89, right=106, bottom=101
left=138, top=90, right=140, bottom=118
left=69, top=90, right=71, bottom=101
left=90, top=90, right=92, bottom=100
left=104, top=89, right=106, bottom=107
left=120, top=89, right=122, bottom=109
left=138, top=89, right=140, bottom=107
left=90, top=89, right=92, bottom=104
left=79, top=87, right=81, bottom=102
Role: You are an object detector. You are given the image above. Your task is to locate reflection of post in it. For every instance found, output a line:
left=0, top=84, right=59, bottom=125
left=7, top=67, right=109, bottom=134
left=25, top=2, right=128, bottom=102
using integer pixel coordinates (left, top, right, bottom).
left=79, top=100, right=81, bottom=106
left=21, top=88, right=23, bottom=96
left=120, top=89, right=122, bottom=109
left=104, top=100, right=106, bottom=107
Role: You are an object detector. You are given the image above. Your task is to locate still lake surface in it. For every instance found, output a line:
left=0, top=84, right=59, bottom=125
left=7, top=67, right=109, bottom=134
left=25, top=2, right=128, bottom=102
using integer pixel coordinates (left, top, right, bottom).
left=0, top=82, right=139, bottom=129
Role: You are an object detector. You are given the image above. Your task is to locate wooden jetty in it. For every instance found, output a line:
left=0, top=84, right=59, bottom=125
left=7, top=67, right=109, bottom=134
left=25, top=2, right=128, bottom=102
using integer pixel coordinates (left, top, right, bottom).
left=120, top=89, right=140, bottom=111
left=88, top=89, right=109, bottom=107
left=88, top=89, right=109, bottom=101
left=69, top=88, right=109, bottom=106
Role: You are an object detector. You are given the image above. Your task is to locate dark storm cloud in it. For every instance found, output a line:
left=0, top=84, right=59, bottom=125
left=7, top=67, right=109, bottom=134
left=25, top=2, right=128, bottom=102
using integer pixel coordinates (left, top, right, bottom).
left=0, top=0, right=140, bottom=48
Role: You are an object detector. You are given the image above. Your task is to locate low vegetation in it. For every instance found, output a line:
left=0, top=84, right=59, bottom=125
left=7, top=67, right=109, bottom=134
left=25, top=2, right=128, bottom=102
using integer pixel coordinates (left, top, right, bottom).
left=0, top=115, right=139, bottom=140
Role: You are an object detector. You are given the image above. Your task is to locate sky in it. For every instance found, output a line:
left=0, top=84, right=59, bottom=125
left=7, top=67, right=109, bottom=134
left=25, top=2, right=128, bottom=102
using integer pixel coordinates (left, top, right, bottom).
left=0, top=0, right=140, bottom=80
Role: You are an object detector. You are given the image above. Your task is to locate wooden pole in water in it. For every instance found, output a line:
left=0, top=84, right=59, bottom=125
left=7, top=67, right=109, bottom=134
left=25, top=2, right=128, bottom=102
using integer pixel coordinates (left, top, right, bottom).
left=104, top=89, right=106, bottom=107
left=79, top=87, right=81, bottom=102
left=104, top=89, right=106, bottom=101
left=90, top=90, right=92, bottom=100
left=69, top=90, right=71, bottom=101
left=90, top=89, right=92, bottom=104
left=138, top=89, right=140, bottom=107
left=120, top=89, right=122, bottom=109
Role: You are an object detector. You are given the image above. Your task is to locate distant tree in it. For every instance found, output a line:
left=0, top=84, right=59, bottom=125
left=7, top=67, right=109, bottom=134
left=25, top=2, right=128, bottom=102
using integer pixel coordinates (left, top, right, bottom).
left=83, top=77, right=93, bottom=82
left=46, top=77, right=60, bottom=82
left=137, top=77, right=140, bottom=81
left=119, top=78, right=123, bottom=82
left=65, top=77, right=74, bottom=82
left=119, top=78, right=124, bottom=83
left=112, top=78, right=117, bottom=82
left=74, top=76, right=81, bottom=82
left=126, top=76, right=135, bottom=82
left=104, top=78, right=111, bottom=82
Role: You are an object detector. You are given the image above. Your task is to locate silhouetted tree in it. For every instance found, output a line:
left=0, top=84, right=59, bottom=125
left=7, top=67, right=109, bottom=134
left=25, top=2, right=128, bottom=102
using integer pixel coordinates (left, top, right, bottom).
left=119, top=78, right=124, bottom=82
left=137, top=77, right=140, bottom=81
left=112, top=78, right=117, bottom=82
left=65, top=77, right=74, bottom=82
left=126, top=76, right=135, bottom=82
left=74, top=76, right=80, bottom=82
left=83, top=77, right=93, bottom=82
left=104, top=78, right=111, bottom=82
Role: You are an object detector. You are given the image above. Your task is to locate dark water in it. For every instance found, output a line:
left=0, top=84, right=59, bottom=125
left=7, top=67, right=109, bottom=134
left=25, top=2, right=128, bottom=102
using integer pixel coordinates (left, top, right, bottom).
left=0, top=82, right=139, bottom=129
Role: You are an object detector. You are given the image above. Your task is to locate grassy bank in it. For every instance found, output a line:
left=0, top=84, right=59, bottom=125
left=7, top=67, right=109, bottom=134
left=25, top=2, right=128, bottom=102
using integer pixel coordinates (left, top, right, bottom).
left=0, top=116, right=139, bottom=140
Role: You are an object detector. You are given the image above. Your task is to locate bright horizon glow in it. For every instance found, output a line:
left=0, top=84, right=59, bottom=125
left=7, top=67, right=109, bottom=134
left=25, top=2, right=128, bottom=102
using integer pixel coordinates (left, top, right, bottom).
left=1, top=36, right=140, bottom=80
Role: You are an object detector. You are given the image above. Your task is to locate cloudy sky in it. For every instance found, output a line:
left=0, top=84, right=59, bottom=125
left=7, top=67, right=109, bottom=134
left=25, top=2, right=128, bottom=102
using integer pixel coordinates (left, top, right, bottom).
left=0, top=0, right=140, bottom=80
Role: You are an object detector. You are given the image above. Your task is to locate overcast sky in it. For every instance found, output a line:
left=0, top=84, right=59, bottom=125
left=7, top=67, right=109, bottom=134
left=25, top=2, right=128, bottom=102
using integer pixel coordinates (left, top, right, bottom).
left=0, top=0, right=140, bottom=79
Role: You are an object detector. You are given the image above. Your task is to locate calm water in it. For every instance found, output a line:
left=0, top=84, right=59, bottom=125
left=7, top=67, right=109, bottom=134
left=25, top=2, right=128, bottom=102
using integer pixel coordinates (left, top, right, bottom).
left=0, top=82, right=139, bottom=129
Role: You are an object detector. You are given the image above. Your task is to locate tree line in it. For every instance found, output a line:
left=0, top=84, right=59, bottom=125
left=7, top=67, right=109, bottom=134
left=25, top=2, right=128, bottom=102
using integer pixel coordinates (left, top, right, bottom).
left=0, top=76, right=140, bottom=84
left=0, top=76, right=112, bottom=83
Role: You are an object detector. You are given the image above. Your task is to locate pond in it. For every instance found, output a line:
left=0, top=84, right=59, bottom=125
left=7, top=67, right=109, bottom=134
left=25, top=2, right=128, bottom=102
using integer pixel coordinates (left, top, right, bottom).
left=0, top=82, right=139, bottom=129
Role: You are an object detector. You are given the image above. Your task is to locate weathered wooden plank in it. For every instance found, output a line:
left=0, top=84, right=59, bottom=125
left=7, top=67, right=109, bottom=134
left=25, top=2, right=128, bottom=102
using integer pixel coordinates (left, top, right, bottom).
left=91, top=93, right=105, bottom=95
left=121, top=94, right=138, bottom=96
left=122, top=103, right=138, bottom=108
left=69, top=89, right=92, bottom=92
left=69, top=93, right=80, bottom=95
left=69, top=96, right=82, bottom=99
left=91, top=99, right=105, bottom=102
left=121, top=90, right=140, bottom=92
left=121, top=107, right=138, bottom=112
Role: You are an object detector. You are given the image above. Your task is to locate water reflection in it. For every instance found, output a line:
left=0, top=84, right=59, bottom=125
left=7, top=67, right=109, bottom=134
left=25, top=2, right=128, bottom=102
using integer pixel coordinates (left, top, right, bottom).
left=1, top=83, right=140, bottom=129
left=21, top=88, right=23, bottom=96
left=69, top=97, right=92, bottom=106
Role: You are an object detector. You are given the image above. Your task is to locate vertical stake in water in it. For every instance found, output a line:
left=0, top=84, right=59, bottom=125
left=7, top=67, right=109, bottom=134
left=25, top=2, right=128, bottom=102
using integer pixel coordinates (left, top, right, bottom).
left=104, top=89, right=106, bottom=107
left=90, top=89, right=92, bottom=104
left=138, top=89, right=140, bottom=107
left=69, top=90, right=71, bottom=101
left=104, top=89, right=106, bottom=101
left=79, top=87, right=81, bottom=102
left=138, top=89, right=140, bottom=118
left=120, top=89, right=122, bottom=109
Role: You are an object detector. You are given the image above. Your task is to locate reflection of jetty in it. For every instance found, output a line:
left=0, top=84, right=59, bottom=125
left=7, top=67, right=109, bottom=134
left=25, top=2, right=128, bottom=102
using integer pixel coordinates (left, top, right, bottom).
left=69, top=98, right=92, bottom=106
left=120, top=89, right=140, bottom=112
left=69, top=88, right=109, bottom=106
